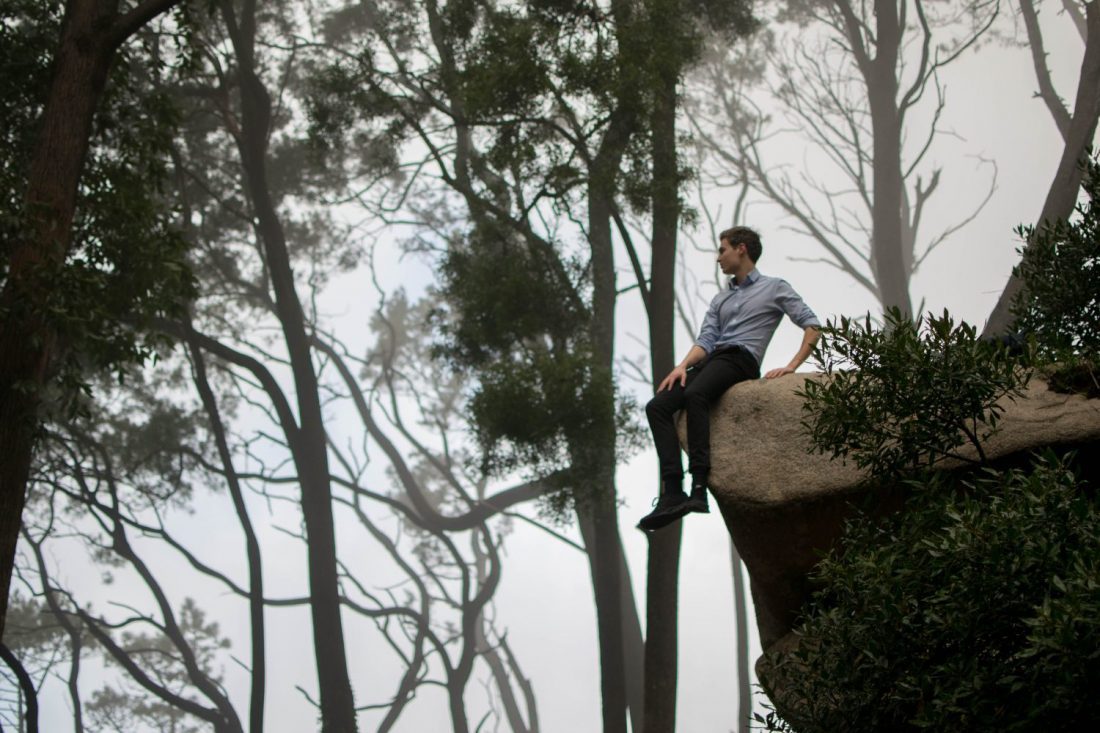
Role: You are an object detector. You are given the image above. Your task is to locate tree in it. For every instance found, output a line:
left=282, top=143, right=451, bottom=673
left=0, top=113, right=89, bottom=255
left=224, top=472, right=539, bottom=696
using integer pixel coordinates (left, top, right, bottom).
left=8, top=2, right=550, bottom=728
left=0, top=0, right=190, bottom=640
left=983, top=0, right=1100, bottom=337
left=636, top=2, right=755, bottom=730
left=0, top=594, right=65, bottom=732
left=1011, top=155, right=1100, bottom=391
left=208, top=1, right=359, bottom=726
left=690, top=0, right=998, bottom=315
left=310, top=1, right=756, bottom=729
left=309, top=2, right=641, bottom=729
left=19, top=341, right=540, bottom=731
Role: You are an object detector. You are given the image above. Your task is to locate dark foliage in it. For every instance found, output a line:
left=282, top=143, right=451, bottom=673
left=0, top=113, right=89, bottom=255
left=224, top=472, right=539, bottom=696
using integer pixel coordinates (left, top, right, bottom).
left=430, top=223, right=641, bottom=495
left=798, top=308, right=1028, bottom=481
left=767, top=306, right=1097, bottom=731
left=1012, top=156, right=1100, bottom=396
left=762, top=455, right=1100, bottom=732
left=0, top=1, right=196, bottom=416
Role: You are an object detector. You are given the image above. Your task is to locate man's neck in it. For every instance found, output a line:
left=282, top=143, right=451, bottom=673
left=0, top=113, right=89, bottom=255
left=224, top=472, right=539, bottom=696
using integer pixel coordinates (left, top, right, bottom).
left=732, top=264, right=756, bottom=285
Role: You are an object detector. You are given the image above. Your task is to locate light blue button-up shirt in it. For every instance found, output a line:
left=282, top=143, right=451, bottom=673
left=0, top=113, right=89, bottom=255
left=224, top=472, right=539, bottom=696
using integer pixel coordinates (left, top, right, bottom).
left=694, top=268, right=820, bottom=367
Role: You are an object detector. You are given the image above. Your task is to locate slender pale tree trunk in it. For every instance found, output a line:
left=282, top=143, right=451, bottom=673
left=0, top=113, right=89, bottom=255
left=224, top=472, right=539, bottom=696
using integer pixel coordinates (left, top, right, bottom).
left=865, top=0, right=912, bottom=316
left=619, top=549, right=646, bottom=733
left=218, top=2, right=357, bottom=728
left=576, top=514, right=646, bottom=733
left=585, top=177, right=628, bottom=733
left=730, top=540, right=752, bottom=733
left=188, top=331, right=266, bottom=733
left=28, top=529, right=86, bottom=732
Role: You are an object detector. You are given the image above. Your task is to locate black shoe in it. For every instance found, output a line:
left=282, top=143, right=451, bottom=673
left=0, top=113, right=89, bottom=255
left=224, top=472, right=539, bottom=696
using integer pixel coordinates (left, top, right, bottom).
left=637, top=491, right=690, bottom=531
left=684, top=485, right=710, bottom=514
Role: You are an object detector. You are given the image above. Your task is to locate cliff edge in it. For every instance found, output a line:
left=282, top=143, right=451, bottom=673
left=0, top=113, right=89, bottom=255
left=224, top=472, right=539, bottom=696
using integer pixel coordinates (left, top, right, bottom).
left=678, top=373, right=1100, bottom=651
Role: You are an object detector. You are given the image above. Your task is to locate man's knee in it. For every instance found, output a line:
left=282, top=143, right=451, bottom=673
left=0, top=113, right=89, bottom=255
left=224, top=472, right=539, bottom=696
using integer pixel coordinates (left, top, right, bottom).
left=682, top=384, right=710, bottom=409
left=646, top=392, right=678, bottom=421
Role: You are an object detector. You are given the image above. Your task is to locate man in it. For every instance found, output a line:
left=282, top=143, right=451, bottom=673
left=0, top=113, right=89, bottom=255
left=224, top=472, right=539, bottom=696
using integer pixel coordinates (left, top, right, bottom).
left=638, top=226, right=821, bottom=531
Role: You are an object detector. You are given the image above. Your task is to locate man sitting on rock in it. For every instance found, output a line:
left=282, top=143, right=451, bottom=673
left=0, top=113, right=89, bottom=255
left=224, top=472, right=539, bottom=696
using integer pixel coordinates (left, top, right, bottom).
left=638, top=226, right=821, bottom=531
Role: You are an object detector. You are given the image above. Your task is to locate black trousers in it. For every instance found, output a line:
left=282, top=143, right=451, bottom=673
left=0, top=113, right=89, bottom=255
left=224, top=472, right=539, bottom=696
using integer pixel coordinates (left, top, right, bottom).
left=645, top=345, right=760, bottom=483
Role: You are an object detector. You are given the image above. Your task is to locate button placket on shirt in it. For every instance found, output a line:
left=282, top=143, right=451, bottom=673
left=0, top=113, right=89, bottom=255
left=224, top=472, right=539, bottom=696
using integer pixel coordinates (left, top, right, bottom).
left=722, top=285, right=742, bottom=324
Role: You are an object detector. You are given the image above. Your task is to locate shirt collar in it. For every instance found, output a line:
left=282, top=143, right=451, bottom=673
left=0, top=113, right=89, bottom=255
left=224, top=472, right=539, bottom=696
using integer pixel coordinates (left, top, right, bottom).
left=728, top=268, right=760, bottom=289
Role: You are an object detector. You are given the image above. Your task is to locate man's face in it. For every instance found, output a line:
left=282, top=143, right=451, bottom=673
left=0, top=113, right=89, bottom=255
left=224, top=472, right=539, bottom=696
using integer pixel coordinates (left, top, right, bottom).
left=717, top=238, right=746, bottom=274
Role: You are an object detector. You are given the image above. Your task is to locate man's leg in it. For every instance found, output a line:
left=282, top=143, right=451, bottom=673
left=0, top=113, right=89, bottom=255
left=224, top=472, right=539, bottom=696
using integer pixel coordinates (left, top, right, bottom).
left=644, top=380, right=690, bottom=485
left=638, top=381, right=692, bottom=530
left=682, top=347, right=759, bottom=510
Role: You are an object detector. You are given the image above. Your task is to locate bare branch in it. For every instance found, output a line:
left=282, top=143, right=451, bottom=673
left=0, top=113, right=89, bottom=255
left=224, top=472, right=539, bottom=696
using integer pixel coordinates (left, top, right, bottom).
left=1020, top=0, right=1073, bottom=139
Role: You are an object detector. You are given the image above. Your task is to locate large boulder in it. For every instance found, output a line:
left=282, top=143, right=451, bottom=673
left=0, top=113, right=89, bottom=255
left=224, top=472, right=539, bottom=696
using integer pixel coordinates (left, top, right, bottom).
left=678, top=373, right=1100, bottom=650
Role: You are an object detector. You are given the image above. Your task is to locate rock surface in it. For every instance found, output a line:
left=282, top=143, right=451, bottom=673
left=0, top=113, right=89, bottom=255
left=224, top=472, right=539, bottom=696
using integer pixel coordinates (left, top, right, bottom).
left=678, top=373, right=1100, bottom=649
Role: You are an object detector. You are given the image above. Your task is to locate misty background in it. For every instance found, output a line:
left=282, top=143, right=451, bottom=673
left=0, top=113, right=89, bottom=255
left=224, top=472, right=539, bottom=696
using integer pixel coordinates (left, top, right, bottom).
left=0, top=0, right=1093, bottom=731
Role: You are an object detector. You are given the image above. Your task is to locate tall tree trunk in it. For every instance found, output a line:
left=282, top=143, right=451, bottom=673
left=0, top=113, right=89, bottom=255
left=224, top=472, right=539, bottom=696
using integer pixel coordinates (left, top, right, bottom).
left=475, top=535, right=530, bottom=733
left=586, top=165, right=628, bottom=733
left=619, top=545, right=646, bottom=733
left=643, top=10, right=683, bottom=728
left=219, top=2, right=357, bottom=728
left=983, top=0, right=1100, bottom=338
left=866, top=0, right=912, bottom=316
left=576, top=515, right=646, bottom=733
left=730, top=540, right=751, bottom=733
left=0, top=0, right=181, bottom=640
left=576, top=492, right=627, bottom=733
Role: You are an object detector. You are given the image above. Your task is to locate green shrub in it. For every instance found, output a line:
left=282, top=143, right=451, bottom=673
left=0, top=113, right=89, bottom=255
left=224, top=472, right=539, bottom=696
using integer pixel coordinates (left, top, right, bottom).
left=798, top=308, right=1028, bottom=481
left=764, top=308, right=1097, bottom=731
left=1012, top=157, right=1100, bottom=396
left=762, top=455, right=1100, bottom=732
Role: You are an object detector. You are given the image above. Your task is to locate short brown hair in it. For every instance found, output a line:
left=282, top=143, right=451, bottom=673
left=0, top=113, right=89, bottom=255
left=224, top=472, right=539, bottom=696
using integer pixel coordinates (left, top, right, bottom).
left=719, top=226, right=762, bottom=263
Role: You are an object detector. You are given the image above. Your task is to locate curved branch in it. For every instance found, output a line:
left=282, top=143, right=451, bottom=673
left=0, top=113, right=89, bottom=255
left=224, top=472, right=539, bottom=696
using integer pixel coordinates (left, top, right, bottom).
left=108, top=0, right=182, bottom=51
left=156, top=318, right=300, bottom=442
left=312, top=334, right=563, bottom=530
left=0, top=641, right=38, bottom=733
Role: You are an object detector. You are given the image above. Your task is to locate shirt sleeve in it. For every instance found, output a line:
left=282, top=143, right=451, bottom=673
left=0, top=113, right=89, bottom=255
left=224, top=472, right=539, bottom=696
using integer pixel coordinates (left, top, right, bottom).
left=776, top=280, right=821, bottom=329
left=694, top=294, right=722, bottom=353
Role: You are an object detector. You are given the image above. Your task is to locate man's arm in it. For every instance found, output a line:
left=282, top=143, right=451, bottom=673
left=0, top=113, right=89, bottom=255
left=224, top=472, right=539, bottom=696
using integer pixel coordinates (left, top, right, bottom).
left=764, top=326, right=820, bottom=379
left=657, top=291, right=722, bottom=392
left=657, top=345, right=708, bottom=392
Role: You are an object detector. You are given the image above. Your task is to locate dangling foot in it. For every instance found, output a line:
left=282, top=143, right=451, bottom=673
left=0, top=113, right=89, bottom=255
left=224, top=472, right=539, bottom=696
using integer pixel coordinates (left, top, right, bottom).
left=683, top=481, right=710, bottom=514
left=637, top=489, right=690, bottom=531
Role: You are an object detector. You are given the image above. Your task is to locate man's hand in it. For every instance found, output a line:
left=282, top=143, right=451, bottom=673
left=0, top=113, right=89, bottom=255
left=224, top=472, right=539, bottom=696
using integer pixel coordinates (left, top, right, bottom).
left=764, top=367, right=795, bottom=379
left=658, top=365, right=689, bottom=392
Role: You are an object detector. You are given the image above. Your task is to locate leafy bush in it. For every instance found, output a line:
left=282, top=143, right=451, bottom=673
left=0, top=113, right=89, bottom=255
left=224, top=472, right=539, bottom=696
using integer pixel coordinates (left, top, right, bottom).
left=762, top=455, right=1100, bottom=733
left=1012, top=156, right=1100, bottom=395
left=1012, top=158, right=1100, bottom=361
left=798, top=308, right=1028, bottom=481
left=764, top=309, right=1098, bottom=731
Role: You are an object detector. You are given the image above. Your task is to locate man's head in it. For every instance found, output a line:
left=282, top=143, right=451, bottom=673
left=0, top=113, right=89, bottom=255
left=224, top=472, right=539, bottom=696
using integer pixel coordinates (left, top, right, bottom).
left=719, top=226, right=762, bottom=263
